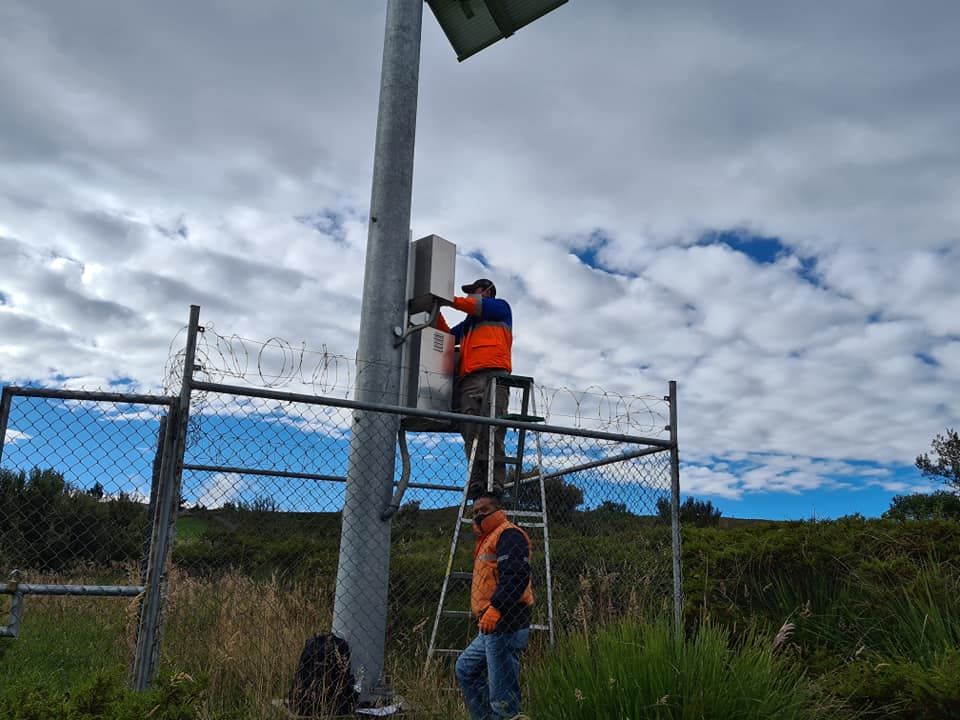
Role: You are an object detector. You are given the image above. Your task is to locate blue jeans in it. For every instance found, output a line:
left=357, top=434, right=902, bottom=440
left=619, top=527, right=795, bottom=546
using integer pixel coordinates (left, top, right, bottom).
left=455, top=628, right=529, bottom=720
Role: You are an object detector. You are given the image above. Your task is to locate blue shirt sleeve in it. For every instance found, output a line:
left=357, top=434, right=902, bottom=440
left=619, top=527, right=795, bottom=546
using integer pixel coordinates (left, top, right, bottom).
left=480, top=298, right=512, bottom=325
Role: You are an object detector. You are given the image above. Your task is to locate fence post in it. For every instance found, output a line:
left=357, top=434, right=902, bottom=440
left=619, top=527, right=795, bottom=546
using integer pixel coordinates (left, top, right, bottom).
left=668, top=380, right=683, bottom=635
left=0, top=386, right=12, bottom=466
left=141, top=415, right=169, bottom=584
left=131, top=305, right=200, bottom=690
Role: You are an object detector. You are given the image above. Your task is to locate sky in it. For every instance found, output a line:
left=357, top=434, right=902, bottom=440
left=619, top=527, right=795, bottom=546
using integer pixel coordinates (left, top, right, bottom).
left=1, top=0, right=959, bottom=520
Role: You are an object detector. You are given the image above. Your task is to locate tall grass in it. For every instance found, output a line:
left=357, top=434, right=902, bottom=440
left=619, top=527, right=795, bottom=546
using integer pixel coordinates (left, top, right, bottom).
left=4, top=519, right=960, bottom=718
left=525, top=618, right=849, bottom=720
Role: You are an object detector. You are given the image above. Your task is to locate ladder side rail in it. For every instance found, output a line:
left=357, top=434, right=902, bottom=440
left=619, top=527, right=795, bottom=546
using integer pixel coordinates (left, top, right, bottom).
left=425, top=435, right=479, bottom=666
left=486, top=376, right=497, bottom=493
left=510, top=384, right=531, bottom=512
left=531, top=387, right=555, bottom=645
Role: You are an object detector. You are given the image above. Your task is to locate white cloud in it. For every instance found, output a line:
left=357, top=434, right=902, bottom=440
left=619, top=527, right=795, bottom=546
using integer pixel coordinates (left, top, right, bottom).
left=192, top=472, right=245, bottom=510
left=5, top=429, right=32, bottom=443
left=2, top=1, right=959, bottom=511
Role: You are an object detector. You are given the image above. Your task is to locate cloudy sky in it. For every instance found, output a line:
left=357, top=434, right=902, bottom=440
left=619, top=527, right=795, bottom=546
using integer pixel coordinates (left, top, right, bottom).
left=2, top=0, right=958, bottom=519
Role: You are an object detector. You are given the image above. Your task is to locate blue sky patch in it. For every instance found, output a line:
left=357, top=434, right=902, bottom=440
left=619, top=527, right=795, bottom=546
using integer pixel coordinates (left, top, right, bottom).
left=154, top=221, right=189, bottom=240
left=295, top=209, right=354, bottom=244
left=568, top=229, right=636, bottom=277
left=698, top=230, right=787, bottom=264
left=699, top=229, right=822, bottom=286
left=467, top=250, right=489, bottom=268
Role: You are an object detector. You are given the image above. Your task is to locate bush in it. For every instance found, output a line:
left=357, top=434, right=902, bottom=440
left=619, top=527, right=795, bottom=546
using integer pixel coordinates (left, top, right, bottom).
left=656, top=495, right=722, bottom=526
left=883, top=490, right=960, bottom=521
left=0, top=669, right=206, bottom=720
left=0, top=467, right=147, bottom=570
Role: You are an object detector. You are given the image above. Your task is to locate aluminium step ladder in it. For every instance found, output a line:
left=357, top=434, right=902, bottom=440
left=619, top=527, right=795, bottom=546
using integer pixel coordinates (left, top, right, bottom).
left=425, top=374, right=555, bottom=668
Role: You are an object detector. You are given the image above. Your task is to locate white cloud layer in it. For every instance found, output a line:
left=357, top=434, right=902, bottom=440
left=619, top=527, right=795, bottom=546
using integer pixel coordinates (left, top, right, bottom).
left=2, top=1, right=959, bottom=511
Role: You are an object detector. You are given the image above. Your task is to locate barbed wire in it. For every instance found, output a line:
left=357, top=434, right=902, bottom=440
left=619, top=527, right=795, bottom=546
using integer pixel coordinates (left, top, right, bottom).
left=165, top=324, right=670, bottom=436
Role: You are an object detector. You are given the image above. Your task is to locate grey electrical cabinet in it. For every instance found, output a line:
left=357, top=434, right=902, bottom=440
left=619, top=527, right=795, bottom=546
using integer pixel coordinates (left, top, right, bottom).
left=407, top=234, right=456, bottom=314
left=401, top=234, right=457, bottom=431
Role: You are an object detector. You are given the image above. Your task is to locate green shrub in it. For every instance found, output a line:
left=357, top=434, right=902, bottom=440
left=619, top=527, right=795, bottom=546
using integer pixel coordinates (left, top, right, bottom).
left=833, top=650, right=960, bottom=720
left=0, top=669, right=206, bottom=720
left=883, top=490, right=960, bottom=521
left=657, top=496, right=723, bottom=527
left=0, top=467, right=146, bottom=570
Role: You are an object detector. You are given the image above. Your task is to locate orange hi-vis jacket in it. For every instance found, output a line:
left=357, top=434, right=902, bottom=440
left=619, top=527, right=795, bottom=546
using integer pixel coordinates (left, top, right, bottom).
left=437, top=295, right=512, bottom=377
left=470, top=511, right=534, bottom=622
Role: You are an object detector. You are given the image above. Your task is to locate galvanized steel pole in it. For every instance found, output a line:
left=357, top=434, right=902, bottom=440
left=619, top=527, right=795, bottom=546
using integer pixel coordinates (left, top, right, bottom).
left=331, top=0, right=422, bottom=699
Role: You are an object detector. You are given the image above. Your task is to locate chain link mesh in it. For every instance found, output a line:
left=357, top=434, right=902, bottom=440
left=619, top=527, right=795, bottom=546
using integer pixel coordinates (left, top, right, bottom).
left=0, top=393, right=168, bottom=579
left=1, top=327, right=678, bottom=715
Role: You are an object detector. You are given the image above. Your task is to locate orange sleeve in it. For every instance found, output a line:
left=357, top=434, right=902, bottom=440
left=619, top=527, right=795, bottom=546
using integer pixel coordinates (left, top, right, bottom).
left=451, top=295, right=481, bottom=316
left=435, top=312, right=451, bottom=332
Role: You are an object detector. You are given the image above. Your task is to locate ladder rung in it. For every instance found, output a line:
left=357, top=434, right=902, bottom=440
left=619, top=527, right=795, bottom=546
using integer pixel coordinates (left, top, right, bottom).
left=432, top=649, right=463, bottom=656
left=517, top=521, right=545, bottom=528
left=530, top=624, right=550, bottom=631
left=442, top=610, right=472, bottom=619
left=494, top=455, right=522, bottom=464
left=491, top=374, right=534, bottom=388
left=506, top=510, right=546, bottom=517
left=450, top=571, right=473, bottom=581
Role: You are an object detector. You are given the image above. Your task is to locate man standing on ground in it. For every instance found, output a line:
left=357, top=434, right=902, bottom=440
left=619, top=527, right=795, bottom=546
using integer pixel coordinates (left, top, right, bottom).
left=437, top=278, right=512, bottom=498
left=455, top=491, right=533, bottom=720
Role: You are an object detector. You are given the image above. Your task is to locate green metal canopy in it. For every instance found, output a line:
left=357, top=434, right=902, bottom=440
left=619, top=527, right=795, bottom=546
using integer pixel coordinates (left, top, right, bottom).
left=426, top=0, right=569, bottom=61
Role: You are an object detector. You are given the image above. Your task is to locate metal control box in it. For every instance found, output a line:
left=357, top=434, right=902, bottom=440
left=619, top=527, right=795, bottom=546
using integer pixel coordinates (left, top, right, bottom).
left=407, top=234, right=456, bottom=314
left=403, top=327, right=455, bottom=417
left=401, top=234, right=457, bottom=430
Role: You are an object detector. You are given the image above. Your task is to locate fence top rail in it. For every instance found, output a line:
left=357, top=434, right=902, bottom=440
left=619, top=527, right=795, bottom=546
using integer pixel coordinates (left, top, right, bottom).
left=191, top=379, right=674, bottom=448
left=2, top=386, right=175, bottom=406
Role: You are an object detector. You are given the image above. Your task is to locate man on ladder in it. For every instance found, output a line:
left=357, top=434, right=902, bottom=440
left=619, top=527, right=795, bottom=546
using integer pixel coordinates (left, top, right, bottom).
left=437, top=277, right=512, bottom=498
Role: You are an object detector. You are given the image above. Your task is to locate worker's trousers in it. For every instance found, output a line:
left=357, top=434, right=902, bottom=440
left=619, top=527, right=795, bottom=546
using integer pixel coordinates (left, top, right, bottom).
left=457, top=370, right=509, bottom=498
left=455, top=627, right=529, bottom=720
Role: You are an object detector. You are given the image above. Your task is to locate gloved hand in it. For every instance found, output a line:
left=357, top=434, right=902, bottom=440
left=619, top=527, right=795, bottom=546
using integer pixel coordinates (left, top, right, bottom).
left=479, top=607, right=501, bottom=634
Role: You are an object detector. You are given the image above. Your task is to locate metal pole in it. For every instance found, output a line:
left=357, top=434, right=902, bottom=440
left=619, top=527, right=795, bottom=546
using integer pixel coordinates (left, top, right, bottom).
left=331, top=0, right=422, bottom=700
left=668, top=380, right=683, bottom=636
left=141, top=415, right=168, bottom=584
left=0, top=387, right=12, bottom=467
left=132, top=304, right=200, bottom=690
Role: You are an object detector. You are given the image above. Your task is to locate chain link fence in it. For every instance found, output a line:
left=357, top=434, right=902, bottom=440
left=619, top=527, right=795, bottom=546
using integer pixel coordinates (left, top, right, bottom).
left=1, top=309, right=681, bottom=716
left=0, top=389, right=170, bottom=578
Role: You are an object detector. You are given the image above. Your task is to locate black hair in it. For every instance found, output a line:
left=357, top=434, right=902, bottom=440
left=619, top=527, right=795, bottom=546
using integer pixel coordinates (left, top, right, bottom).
left=473, top=491, right=503, bottom=507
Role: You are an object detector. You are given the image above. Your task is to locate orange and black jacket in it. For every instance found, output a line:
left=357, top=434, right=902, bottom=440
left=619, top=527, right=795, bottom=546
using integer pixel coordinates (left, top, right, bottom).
left=470, top=510, right=533, bottom=633
left=437, top=296, right=512, bottom=377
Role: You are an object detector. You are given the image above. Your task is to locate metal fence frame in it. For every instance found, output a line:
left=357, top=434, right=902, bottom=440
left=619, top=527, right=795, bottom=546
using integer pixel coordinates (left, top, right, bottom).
left=0, top=386, right=176, bottom=689
left=0, top=305, right=683, bottom=694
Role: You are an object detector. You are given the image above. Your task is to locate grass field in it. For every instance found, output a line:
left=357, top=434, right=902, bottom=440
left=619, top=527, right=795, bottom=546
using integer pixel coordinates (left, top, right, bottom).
left=2, top=515, right=960, bottom=718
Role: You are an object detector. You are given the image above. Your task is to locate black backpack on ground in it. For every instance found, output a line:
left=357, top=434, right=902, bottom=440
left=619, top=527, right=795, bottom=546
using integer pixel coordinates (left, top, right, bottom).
left=287, top=633, right=358, bottom=717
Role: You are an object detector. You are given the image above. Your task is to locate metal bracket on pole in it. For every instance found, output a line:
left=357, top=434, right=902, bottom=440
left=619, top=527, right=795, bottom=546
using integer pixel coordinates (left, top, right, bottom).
left=393, top=299, right=441, bottom=347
